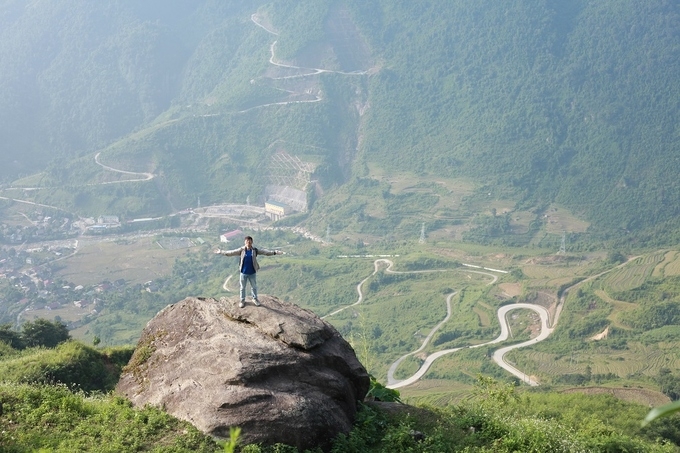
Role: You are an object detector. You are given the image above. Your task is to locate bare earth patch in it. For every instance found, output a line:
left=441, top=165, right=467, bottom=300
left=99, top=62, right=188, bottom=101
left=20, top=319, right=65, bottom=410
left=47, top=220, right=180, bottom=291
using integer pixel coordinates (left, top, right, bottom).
left=589, top=326, right=609, bottom=341
left=499, top=282, right=521, bottom=297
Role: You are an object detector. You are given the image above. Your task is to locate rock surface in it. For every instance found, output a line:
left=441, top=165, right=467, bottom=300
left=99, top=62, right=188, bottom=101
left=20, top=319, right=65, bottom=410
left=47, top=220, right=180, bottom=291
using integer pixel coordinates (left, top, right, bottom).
left=115, top=295, right=370, bottom=450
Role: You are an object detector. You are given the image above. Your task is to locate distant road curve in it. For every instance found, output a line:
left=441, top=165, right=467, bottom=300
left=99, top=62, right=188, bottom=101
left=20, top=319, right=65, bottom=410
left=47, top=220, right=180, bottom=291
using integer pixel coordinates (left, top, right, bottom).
left=388, top=303, right=552, bottom=389
left=1, top=152, right=154, bottom=193
left=94, top=152, right=154, bottom=182
left=251, top=13, right=370, bottom=78
left=222, top=274, right=233, bottom=291
left=323, top=258, right=499, bottom=319
left=0, top=196, right=71, bottom=213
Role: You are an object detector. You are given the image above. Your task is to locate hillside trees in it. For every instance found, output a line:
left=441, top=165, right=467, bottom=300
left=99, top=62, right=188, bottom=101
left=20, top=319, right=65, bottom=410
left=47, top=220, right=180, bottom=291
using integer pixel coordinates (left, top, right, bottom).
left=0, top=0, right=679, bottom=241
left=350, top=0, right=680, bottom=238
left=21, top=319, right=70, bottom=348
left=0, top=319, right=70, bottom=350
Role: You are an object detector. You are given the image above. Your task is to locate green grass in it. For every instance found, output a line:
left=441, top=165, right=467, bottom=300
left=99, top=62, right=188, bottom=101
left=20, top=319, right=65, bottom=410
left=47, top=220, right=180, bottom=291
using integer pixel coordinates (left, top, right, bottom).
left=666, top=253, right=680, bottom=277
left=5, top=240, right=680, bottom=451
left=8, top=216, right=680, bottom=410
left=0, top=383, right=218, bottom=452
left=0, top=341, right=133, bottom=392
left=4, top=376, right=677, bottom=453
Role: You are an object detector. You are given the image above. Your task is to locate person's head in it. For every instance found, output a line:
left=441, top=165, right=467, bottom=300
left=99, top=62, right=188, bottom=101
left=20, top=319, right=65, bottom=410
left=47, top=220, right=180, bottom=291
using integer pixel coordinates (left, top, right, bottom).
left=244, top=236, right=253, bottom=249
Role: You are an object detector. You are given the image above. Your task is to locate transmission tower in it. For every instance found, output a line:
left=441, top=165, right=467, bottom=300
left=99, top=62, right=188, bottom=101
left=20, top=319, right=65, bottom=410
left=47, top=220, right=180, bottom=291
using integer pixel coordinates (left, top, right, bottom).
left=559, top=231, right=566, bottom=254
left=419, top=223, right=426, bottom=244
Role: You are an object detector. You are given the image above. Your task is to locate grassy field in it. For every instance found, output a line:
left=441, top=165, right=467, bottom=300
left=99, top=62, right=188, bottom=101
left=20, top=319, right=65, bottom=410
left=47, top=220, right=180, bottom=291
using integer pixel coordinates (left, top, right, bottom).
left=308, top=165, right=581, bottom=246
left=543, top=204, right=591, bottom=234
left=399, top=378, right=475, bottom=406
left=656, top=250, right=680, bottom=277
left=53, top=236, right=194, bottom=286
left=652, top=251, right=676, bottom=278
left=0, top=199, right=60, bottom=227
left=21, top=303, right=93, bottom=325
left=498, top=249, right=680, bottom=404
left=594, top=289, right=637, bottom=330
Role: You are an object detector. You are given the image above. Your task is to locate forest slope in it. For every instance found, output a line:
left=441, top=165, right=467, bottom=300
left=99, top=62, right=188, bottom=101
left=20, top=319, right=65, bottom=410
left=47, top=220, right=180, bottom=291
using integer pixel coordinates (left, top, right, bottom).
left=0, top=0, right=678, bottom=242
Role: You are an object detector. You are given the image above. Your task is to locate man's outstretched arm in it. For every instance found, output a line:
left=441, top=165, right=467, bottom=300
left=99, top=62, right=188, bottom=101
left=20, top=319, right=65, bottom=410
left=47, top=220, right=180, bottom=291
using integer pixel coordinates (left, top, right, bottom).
left=214, top=246, right=243, bottom=256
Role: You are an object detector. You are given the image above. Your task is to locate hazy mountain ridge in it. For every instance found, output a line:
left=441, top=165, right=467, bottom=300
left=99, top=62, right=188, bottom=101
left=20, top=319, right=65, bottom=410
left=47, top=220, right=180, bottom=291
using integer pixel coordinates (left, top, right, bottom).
left=0, top=0, right=678, bottom=241
left=353, top=1, right=680, bottom=232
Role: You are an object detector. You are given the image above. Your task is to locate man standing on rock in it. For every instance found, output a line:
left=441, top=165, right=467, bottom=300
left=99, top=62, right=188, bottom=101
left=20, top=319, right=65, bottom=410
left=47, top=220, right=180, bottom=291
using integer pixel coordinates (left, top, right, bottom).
left=214, top=235, right=284, bottom=308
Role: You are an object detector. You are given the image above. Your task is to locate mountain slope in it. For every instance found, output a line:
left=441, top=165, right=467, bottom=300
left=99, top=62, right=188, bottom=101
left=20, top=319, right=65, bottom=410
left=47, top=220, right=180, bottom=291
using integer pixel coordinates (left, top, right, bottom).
left=0, top=0, right=678, bottom=241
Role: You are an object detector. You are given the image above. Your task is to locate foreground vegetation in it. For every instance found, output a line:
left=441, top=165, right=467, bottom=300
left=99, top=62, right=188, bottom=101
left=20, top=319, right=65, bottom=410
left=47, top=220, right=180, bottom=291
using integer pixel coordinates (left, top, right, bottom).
left=1, top=335, right=679, bottom=452
left=0, top=310, right=680, bottom=453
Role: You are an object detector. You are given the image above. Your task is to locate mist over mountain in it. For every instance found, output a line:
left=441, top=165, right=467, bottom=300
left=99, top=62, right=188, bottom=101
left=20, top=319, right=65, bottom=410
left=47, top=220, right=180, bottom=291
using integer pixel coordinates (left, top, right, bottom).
left=0, top=0, right=678, bottom=241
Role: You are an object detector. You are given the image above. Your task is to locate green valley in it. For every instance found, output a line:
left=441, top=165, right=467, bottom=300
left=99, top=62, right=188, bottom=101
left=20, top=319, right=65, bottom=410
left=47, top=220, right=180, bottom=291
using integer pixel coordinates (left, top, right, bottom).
left=1, top=0, right=680, bottom=450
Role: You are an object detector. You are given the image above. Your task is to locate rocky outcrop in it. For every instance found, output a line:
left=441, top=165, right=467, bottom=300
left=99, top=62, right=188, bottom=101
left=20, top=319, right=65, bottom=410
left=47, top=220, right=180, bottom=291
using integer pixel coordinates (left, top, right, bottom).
left=115, top=296, right=369, bottom=451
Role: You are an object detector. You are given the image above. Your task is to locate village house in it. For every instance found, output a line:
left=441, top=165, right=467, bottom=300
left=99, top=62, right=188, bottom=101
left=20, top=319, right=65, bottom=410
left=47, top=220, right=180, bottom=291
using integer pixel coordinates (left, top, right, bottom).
left=220, top=229, right=243, bottom=243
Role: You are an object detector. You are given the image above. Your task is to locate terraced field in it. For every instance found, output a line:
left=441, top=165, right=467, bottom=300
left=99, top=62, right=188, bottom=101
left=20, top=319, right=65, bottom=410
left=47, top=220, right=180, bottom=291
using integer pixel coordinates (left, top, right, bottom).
left=521, top=265, right=570, bottom=279
left=400, top=379, right=474, bottom=406
left=561, top=387, right=670, bottom=407
left=652, top=251, right=677, bottom=278
left=424, top=350, right=489, bottom=382
left=507, top=341, right=680, bottom=384
left=602, top=252, right=666, bottom=292
left=663, top=251, right=680, bottom=277
left=473, top=306, right=491, bottom=327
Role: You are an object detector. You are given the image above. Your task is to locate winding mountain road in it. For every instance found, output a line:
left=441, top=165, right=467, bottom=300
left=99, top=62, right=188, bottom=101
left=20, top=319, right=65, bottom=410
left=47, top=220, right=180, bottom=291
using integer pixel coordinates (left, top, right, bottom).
left=387, top=303, right=552, bottom=388
left=93, top=152, right=154, bottom=182
left=323, top=257, right=555, bottom=388
left=251, top=13, right=370, bottom=78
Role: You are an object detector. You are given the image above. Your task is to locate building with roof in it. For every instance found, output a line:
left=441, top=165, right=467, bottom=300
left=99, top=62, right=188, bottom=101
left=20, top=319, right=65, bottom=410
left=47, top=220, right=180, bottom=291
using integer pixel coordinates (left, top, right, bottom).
left=264, top=200, right=291, bottom=221
left=220, top=230, right=243, bottom=243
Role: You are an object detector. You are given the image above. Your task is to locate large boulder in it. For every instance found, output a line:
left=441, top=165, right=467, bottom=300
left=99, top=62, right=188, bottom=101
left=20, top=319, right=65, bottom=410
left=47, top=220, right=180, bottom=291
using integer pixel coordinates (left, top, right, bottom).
left=115, top=295, right=370, bottom=450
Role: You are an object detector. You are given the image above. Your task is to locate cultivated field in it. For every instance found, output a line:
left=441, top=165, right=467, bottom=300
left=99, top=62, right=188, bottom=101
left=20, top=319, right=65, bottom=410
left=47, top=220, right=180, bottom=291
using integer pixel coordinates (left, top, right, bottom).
left=54, top=236, right=195, bottom=286
left=602, top=252, right=665, bottom=292
left=658, top=250, right=680, bottom=277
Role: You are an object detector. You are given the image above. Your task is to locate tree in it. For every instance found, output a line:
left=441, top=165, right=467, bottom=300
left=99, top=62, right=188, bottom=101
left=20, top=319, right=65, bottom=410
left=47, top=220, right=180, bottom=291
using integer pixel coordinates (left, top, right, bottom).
left=607, top=250, right=627, bottom=264
left=21, top=319, right=70, bottom=348
left=0, top=323, right=24, bottom=349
